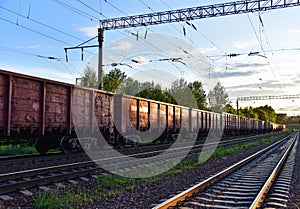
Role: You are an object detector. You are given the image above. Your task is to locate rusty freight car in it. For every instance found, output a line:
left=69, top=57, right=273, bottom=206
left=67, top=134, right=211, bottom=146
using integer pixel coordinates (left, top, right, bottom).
left=113, top=94, right=194, bottom=147
left=0, top=69, right=285, bottom=154
left=0, top=69, right=114, bottom=154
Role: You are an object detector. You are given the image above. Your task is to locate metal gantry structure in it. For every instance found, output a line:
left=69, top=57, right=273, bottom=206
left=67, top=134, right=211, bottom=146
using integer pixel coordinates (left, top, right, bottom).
left=99, top=0, right=300, bottom=30
left=237, top=94, right=300, bottom=101
left=236, top=94, right=300, bottom=115
left=65, top=0, right=300, bottom=89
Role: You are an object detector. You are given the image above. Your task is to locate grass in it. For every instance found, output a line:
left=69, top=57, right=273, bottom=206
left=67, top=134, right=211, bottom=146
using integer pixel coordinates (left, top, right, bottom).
left=34, top=187, right=96, bottom=209
left=0, top=144, right=38, bottom=156
left=211, top=132, right=287, bottom=159
left=0, top=144, right=60, bottom=156
left=96, top=175, right=136, bottom=190
left=34, top=175, right=139, bottom=209
left=33, top=132, right=288, bottom=208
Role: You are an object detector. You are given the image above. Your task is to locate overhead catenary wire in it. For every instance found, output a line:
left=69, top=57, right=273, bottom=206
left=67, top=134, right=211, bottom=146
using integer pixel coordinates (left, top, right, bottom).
left=46, top=59, right=78, bottom=78
left=0, top=17, right=71, bottom=45
left=103, top=0, right=128, bottom=16
left=0, top=45, right=62, bottom=60
left=51, top=0, right=99, bottom=22
left=54, top=0, right=212, bottom=79
left=247, top=14, right=279, bottom=82
left=0, top=1, right=189, bottom=84
left=153, top=0, right=228, bottom=73
left=4, top=0, right=296, bottom=88
left=257, top=13, right=282, bottom=87
left=102, top=0, right=213, bottom=78
left=0, top=5, right=86, bottom=42
left=75, top=0, right=196, bottom=79
left=0, top=44, right=86, bottom=77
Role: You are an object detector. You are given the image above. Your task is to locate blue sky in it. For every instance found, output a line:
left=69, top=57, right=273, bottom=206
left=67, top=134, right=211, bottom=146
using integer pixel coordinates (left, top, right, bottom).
left=1, top=0, right=300, bottom=115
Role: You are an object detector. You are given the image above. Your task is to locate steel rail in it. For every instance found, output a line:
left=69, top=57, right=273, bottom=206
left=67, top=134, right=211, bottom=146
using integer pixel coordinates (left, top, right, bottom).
left=0, top=132, right=277, bottom=162
left=152, top=132, right=294, bottom=209
left=249, top=132, right=298, bottom=208
left=0, top=132, right=286, bottom=195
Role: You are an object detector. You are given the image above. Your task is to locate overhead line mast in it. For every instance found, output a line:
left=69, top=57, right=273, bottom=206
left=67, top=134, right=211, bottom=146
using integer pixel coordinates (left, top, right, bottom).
left=65, top=0, right=300, bottom=89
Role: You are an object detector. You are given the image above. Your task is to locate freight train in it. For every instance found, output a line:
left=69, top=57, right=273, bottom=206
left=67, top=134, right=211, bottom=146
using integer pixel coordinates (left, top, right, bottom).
left=0, top=69, right=285, bottom=154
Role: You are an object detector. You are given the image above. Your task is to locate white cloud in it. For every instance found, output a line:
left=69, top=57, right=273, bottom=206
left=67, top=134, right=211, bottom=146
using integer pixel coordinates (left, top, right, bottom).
left=17, top=44, right=42, bottom=49
left=288, top=29, right=300, bottom=33
left=111, top=41, right=133, bottom=50
left=198, top=47, right=217, bottom=54
left=76, top=25, right=98, bottom=37
left=233, top=41, right=255, bottom=49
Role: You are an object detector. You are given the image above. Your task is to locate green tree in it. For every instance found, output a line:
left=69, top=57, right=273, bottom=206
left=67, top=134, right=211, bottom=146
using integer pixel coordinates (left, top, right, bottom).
left=136, top=82, right=172, bottom=103
left=122, top=77, right=141, bottom=95
left=240, top=106, right=258, bottom=119
left=188, top=81, right=207, bottom=110
left=276, top=113, right=287, bottom=124
left=207, top=81, right=230, bottom=112
left=225, top=104, right=237, bottom=114
left=254, top=105, right=276, bottom=122
left=82, top=66, right=97, bottom=88
left=103, top=68, right=127, bottom=93
left=168, top=78, right=197, bottom=108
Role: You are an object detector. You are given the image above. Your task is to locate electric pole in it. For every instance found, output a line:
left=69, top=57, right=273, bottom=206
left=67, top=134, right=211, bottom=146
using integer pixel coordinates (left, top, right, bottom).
left=98, top=28, right=104, bottom=90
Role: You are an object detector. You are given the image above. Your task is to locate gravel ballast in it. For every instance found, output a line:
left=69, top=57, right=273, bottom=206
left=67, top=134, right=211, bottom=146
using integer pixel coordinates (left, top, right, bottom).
left=1, top=134, right=299, bottom=209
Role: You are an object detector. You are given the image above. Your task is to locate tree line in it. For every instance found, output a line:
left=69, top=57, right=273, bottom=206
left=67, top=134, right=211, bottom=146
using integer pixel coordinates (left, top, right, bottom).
left=82, top=66, right=279, bottom=123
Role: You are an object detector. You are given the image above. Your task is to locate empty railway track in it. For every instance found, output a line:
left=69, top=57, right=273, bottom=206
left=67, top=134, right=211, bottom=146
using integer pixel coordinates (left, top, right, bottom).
left=153, top=132, right=298, bottom=209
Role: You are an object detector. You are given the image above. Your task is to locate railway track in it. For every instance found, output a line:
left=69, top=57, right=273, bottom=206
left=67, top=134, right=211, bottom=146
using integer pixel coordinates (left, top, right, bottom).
left=0, top=132, right=287, bottom=195
left=0, top=132, right=281, bottom=173
left=261, top=132, right=298, bottom=208
left=152, top=132, right=297, bottom=209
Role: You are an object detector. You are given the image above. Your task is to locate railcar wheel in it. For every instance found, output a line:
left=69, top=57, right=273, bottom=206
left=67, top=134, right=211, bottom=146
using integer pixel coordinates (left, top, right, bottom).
left=127, top=135, right=140, bottom=148
left=167, top=134, right=177, bottom=143
left=60, top=135, right=76, bottom=154
left=116, top=135, right=126, bottom=149
left=35, top=143, right=49, bottom=155
left=35, top=137, right=49, bottom=154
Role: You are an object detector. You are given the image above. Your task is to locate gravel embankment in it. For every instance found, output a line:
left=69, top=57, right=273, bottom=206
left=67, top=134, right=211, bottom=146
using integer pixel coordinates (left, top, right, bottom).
left=1, top=136, right=299, bottom=209
left=289, top=138, right=300, bottom=208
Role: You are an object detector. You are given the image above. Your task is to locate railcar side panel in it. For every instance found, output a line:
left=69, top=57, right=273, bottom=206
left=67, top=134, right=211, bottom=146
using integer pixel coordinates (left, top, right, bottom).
left=114, top=95, right=137, bottom=134
left=45, top=83, right=69, bottom=131
left=191, top=109, right=201, bottom=132
left=181, top=107, right=189, bottom=131
left=139, top=100, right=149, bottom=130
left=11, top=77, right=41, bottom=130
left=94, top=91, right=112, bottom=128
left=72, top=88, right=92, bottom=131
left=0, top=75, right=7, bottom=132
left=150, top=102, right=159, bottom=130
left=167, top=105, right=174, bottom=129
left=159, top=104, right=166, bottom=131
left=129, top=99, right=138, bottom=130
left=174, top=106, right=180, bottom=129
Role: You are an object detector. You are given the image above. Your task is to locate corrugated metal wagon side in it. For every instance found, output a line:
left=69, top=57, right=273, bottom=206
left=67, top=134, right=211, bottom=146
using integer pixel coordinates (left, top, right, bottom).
left=0, top=69, right=115, bottom=154
left=113, top=94, right=167, bottom=147
left=71, top=86, right=114, bottom=152
left=0, top=70, right=74, bottom=153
